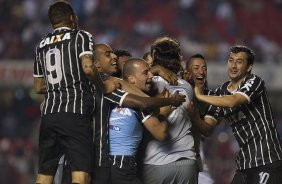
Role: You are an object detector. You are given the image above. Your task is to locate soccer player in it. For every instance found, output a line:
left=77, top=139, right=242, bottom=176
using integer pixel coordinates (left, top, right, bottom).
left=192, top=45, right=282, bottom=184
left=33, top=2, right=112, bottom=184
left=141, top=36, right=197, bottom=184
left=184, top=54, right=214, bottom=184
left=109, top=58, right=177, bottom=184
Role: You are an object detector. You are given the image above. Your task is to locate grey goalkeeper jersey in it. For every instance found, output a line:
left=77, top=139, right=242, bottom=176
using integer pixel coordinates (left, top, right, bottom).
left=143, top=76, right=196, bottom=165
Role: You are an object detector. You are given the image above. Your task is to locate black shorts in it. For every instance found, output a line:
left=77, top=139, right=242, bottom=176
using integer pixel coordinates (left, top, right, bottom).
left=110, top=155, right=142, bottom=184
left=38, top=112, right=94, bottom=175
left=91, top=166, right=111, bottom=184
left=231, top=160, right=282, bottom=184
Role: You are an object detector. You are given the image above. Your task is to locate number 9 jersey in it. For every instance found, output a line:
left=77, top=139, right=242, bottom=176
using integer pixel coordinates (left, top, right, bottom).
left=33, top=27, right=95, bottom=116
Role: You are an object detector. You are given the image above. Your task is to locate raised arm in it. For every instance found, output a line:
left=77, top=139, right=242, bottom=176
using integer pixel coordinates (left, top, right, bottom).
left=151, top=65, right=178, bottom=85
left=122, top=91, right=185, bottom=110
left=194, top=84, right=247, bottom=108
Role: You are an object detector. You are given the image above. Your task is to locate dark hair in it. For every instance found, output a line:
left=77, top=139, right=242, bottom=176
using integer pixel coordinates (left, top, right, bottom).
left=230, top=45, right=255, bottom=65
left=114, top=49, right=132, bottom=58
left=151, top=36, right=182, bottom=74
left=48, top=1, right=74, bottom=26
left=186, top=53, right=206, bottom=68
left=142, top=52, right=150, bottom=60
left=189, top=53, right=205, bottom=60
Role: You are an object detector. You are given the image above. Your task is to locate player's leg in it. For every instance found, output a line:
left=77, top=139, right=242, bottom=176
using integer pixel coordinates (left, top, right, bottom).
left=72, top=171, right=90, bottom=184
left=60, top=112, right=94, bottom=184
left=36, top=113, right=63, bottom=184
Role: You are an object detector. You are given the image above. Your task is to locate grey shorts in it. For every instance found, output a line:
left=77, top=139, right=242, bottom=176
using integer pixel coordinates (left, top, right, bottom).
left=142, top=159, right=197, bottom=184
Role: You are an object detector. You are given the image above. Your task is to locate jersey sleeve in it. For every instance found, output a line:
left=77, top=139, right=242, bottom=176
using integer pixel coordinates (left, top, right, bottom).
left=77, top=30, right=94, bottom=58
left=139, top=109, right=153, bottom=123
left=33, top=48, right=44, bottom=78
left=205, top=87, right=224, bottom=122
left=234, top=75, right=264, bottom=103
left=104, top=89, right=129, bottom=106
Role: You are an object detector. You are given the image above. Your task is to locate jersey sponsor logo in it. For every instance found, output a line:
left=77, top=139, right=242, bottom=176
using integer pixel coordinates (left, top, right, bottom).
left=39, top=33, right=71, bottom=48
left=112, top=107, right=133, bottom=116
left=109, top=125, right=120, bottom=131
left=241, top=77, right=255, bottom=92
left=259, top=171, right=270, bottom=184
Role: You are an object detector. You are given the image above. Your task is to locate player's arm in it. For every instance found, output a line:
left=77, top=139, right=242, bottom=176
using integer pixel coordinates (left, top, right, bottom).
left=110, top=77, right=148, bottom=97
left=194, top=84, right=248, bottom=108
left=143, top=115, right=169, bottom=141
left=81, top=54, right=117, bottom=93
left=191, top=114, right=217, bottom=137
left=187, top=101, right=218, bottom=136
left=122, top=91, right=185, bottom=110
left=142, top=104, right=175, bottom=141
left=34, top=77, right=46, bottom=94
left=151, top=65, right=178, bottom=85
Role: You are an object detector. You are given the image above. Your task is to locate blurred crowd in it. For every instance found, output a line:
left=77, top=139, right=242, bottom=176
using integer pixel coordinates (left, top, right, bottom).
left=0, top=0, right=282, bottom=63
left=0, top=88, right=42, bottom=184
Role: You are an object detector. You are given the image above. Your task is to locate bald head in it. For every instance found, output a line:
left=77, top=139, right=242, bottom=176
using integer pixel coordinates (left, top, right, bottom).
left=122, top=58, right=146, bottom=80
left=122, top=58, right=154, bottom=93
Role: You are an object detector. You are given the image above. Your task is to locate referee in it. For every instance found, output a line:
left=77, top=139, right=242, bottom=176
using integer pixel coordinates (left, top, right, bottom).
left=193, top=45, right=282, bottom=184
left=33, top=2, right=106, bottom=184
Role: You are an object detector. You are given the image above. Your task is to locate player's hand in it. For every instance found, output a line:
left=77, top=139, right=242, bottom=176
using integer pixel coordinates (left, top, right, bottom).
left=182, top=71, right=192, bottom=82
left=103, top=78, right=121, bottom=94
left=155, top=65, right=178, bottom=85
left=169, top=91, right=186, bottom=107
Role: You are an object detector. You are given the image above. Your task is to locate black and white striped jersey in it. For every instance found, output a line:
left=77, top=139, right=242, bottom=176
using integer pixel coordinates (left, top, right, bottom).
left=200, top=88, right=214, bottom=118
left=34, top=27, right=95, bottom=115
left=93, top=75, right=128, bottom=167
left=206, top=73, right=282, bottom=170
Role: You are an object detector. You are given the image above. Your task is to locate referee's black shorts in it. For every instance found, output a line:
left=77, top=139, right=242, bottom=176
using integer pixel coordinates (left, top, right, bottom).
left=38, top=112, right=94, bottom=175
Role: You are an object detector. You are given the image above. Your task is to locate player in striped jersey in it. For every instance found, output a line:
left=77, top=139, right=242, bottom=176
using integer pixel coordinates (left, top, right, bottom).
left=91, top=43, right=185, bottom=184
left=184, top=54, right=215, bottom=184
left=192, top=45, right=282, bottom=184
left=33, top=2, right=115, bottom=184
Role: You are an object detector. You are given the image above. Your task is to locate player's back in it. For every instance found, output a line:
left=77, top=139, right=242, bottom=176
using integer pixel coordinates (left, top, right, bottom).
left=35, top=27, right=94, bottom=115
left=143, top=76, right=195, bottom=165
